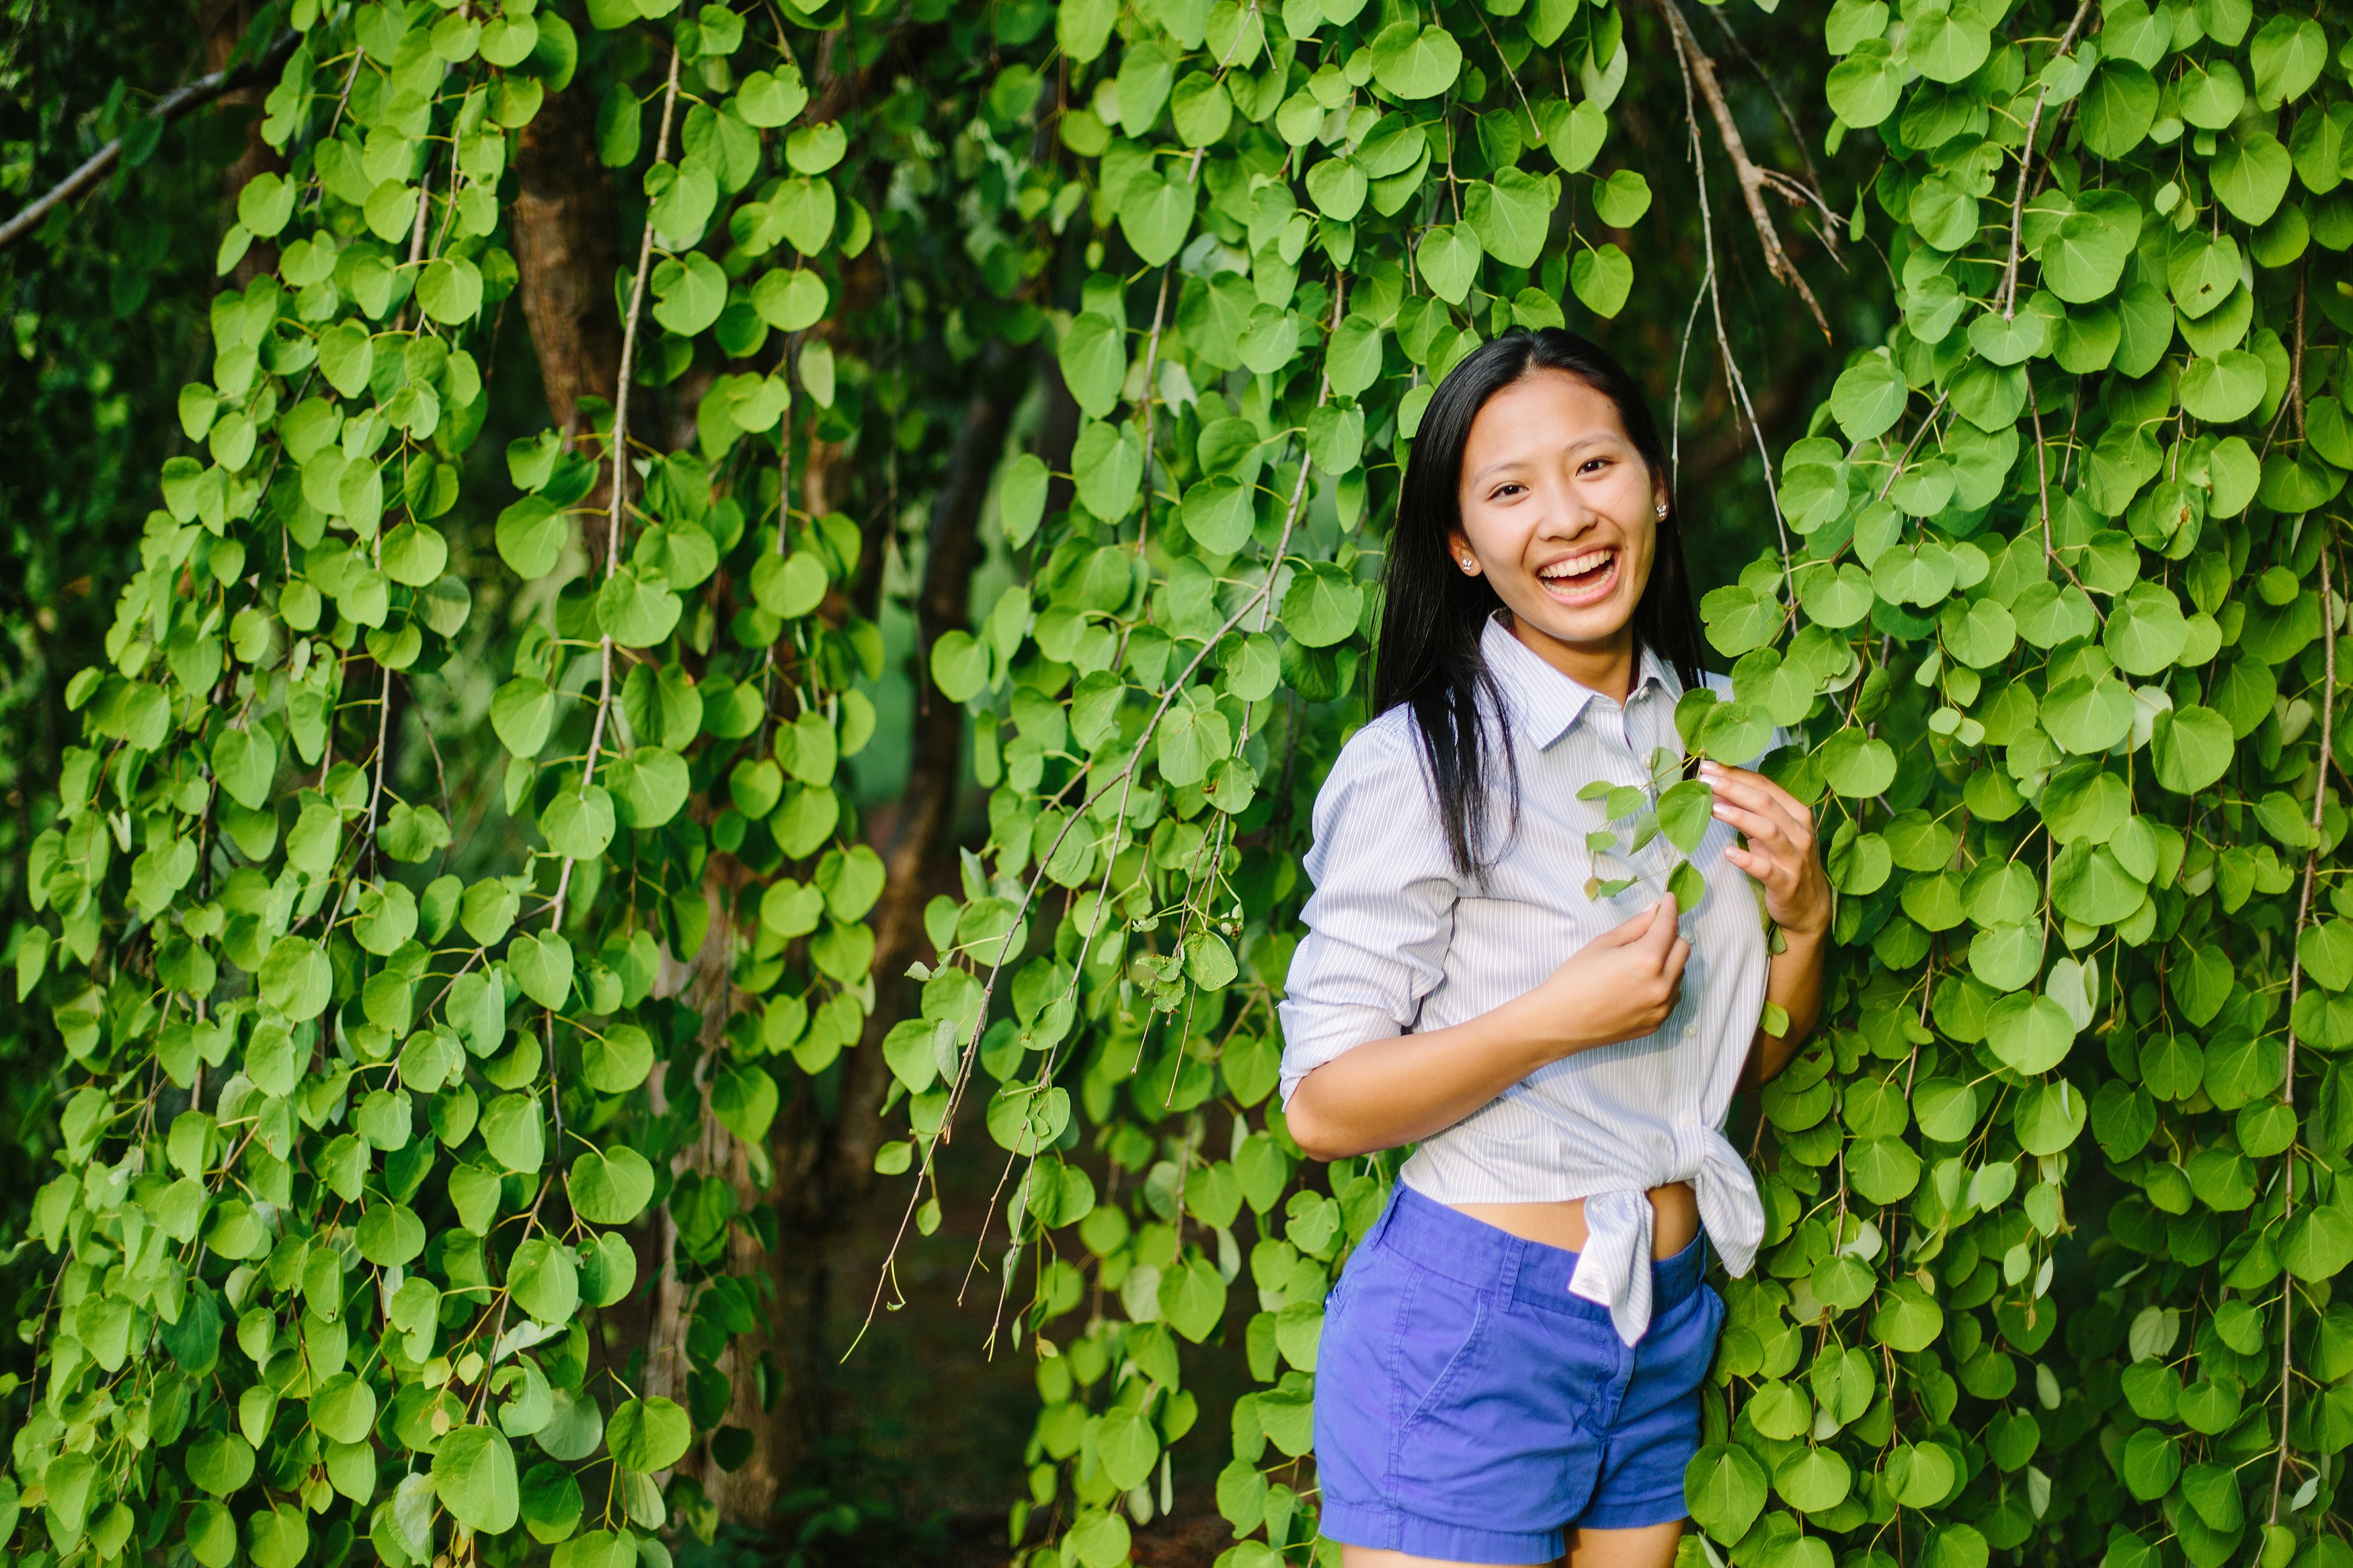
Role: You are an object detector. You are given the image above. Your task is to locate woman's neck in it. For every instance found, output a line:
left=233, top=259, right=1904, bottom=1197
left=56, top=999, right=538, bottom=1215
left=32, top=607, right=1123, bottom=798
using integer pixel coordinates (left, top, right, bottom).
left=1504, top=614, right=1638, bottom=702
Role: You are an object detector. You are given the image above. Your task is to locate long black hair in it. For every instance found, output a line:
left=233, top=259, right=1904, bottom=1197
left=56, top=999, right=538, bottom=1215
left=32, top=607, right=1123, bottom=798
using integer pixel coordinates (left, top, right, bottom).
left=1373, top=329, right=1706, bottom=879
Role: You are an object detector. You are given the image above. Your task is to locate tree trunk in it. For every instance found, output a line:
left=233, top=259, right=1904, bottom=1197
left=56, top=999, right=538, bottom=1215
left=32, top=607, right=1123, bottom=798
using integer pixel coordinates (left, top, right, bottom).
left=724, top=351, right=1029, bottom=1516
left=509, top=75, right=623, bottom=442
left=201, top=0, right=284, bottom=288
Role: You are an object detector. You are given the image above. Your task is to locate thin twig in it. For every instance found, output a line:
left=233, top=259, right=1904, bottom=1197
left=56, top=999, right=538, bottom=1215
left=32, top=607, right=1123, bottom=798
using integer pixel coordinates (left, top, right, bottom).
left=1663, top=16, right=1792, bottom=578
left=1997, top=0, right=2096, bottom=318
left=1871, top=393, right=1950, bottom=505
left=365, top=665, right=395, bottom=874
left=1133, top=266, right=1174, bottom=555
left=965, top=273, right=1349, bottom=1348
left=406, top=161, right=432, bottom=267
left=1704, top=5, right=1834, bottom=255
left=1472, top=6, right=1542, bottom=139
left=1756, top=167, right=1848, bottom=245
left=2286, top=261, right=2308, bottom=441
left=1669, top=272, right=1710, bottom=487
left=864, top=418, right=1342, bottom=1335
left=2269, top=531, right=2334, bottom=1524
left=2260, top=246, right=2334, bottom=1524
left=2028, top=378, right=2055, bottom=559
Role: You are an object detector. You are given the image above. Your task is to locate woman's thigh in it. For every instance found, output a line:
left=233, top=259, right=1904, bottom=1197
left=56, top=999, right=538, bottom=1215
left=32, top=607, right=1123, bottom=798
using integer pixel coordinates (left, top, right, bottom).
left=1341, top=1549, right=1551, bottom=1568
left=1339, top=1522, right=1682, bottom=1568
left=1566, top=1521, right=1684, bottom=1568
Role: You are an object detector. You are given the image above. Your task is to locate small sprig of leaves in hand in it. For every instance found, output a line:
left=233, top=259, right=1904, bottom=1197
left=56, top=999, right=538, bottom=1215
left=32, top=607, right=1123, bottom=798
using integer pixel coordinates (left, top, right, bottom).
left=1577, top=744, right=1713, bottom=908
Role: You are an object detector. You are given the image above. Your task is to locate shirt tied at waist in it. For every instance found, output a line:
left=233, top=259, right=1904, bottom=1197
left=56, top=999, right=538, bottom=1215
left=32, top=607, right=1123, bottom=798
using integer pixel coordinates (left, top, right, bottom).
left=1566, top=1131, right=1765, bottom=1345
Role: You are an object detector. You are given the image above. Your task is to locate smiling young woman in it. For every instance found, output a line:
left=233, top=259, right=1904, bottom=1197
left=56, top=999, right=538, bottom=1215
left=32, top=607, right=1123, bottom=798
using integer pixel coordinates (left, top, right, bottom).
left=1278, top=331, right=1833, bottom=1568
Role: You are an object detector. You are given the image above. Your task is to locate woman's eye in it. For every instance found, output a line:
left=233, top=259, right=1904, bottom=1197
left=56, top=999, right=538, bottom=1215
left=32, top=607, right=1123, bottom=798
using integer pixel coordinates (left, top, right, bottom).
left=1490, top=483, right=1525, bottom=500
left=1579, top=459, right=1608, bottom=475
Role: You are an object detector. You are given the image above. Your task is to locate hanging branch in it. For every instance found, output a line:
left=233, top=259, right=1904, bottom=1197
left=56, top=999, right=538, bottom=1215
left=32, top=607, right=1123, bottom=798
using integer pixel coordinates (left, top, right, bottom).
left=1132, top=265, right=1174, bottom=554
left=1662, top=6, right=1792, bottom=577
left=1704, top=5, right=1835, bottom=257
left=0, top=30, right=301, bottom=252
left=1648, top=0, right=1831, bottom=340
left=2267, top=263, right=2331, bottom=1518
left=1996, top=0, right=2097, bottom=318
left=550, top=46, right=682, bottom=932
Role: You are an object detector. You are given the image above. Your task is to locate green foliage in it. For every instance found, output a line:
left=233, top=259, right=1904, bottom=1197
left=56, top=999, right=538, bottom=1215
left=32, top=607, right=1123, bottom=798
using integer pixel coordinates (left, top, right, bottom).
left=5, top=1, right=887, bottom=1563
left=15, top=0, right=2353, bottom=1564
left=1718, top=5, right=2353, bottom=1564
left=0, top=1, right=266, bottom=1398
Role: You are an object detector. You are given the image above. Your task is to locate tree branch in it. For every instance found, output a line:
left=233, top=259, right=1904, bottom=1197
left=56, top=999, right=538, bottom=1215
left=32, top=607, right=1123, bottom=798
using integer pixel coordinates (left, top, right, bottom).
left=1649, top=0, right=1830, bottom=339
left=1661, top=8, right=1794, bottom=573
left=549, top=46, right=680, bottom=932
left=1704, top=5, right=1836, bottom=261
left=2270, top=528, right=2334, bottom=1524
left=0, top=29, right=300, bottom=253
left=821, top=355, right=1025, bottom=1209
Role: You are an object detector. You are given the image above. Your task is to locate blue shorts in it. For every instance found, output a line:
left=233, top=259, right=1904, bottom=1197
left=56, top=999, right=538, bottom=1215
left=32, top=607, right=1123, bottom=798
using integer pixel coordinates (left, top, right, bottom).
left=1314, top=1185, right=1724, bottom=1564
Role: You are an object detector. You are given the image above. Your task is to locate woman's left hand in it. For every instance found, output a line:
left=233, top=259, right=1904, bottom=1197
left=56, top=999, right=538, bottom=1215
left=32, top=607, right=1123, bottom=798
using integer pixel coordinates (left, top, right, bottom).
left=1700, top=760, right=1831, bottom=940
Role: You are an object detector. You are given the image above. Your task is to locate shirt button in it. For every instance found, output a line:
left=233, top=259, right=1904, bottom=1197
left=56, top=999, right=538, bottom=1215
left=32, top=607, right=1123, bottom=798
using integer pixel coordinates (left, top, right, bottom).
left=1679, top=1112, right=1696, bottom=1129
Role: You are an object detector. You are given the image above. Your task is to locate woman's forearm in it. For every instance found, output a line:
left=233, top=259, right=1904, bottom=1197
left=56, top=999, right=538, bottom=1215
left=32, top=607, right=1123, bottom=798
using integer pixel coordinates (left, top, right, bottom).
left=1741, top=926, right=1825, bottom=1090
left=1284, top=990, right=1559, bottom=1161
left=1285, top=899, right=1692, bottom=1161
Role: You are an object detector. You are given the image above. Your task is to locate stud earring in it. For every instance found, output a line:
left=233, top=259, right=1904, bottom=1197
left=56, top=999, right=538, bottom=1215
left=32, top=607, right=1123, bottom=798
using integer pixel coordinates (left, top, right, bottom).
left=1654, top=503, right=1669, bottom=519
left=1460, top=554, right=1476, bottom=570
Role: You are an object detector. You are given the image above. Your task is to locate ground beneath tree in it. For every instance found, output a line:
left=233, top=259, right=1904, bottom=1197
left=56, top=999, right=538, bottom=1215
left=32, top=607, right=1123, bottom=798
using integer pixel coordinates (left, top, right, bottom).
left=724, top=1110, right=1261, bottom=1567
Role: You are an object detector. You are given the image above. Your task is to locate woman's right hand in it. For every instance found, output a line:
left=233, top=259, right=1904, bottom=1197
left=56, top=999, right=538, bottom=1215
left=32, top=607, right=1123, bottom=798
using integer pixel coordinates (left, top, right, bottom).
left=1517, top=895, right=1690, bottom=1058
left=1285, top=895, right=1692, bottom=1162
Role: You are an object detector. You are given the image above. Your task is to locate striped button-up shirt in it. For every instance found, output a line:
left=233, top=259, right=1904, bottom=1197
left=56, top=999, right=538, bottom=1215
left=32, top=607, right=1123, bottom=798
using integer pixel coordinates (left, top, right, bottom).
left=1277, top=614, right=1775, bottom=1345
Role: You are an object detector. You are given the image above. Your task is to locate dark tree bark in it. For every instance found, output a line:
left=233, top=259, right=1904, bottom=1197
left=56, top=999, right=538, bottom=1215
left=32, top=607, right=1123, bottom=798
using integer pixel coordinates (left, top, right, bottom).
left=201, top=0, right=283, bottom=288
left=509, top=77, right=623, bottom=442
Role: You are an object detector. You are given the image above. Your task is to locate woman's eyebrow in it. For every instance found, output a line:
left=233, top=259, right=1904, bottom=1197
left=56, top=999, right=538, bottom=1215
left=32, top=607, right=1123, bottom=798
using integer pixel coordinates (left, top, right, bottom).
left=1464, top=434, right=1616, bottom=484
left=1464, top=456, right=1530, bottom=485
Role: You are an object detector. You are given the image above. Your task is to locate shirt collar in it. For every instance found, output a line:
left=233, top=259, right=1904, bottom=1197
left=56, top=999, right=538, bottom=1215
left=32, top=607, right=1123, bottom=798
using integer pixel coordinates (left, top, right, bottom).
left=1478, top=614, right=1682, bottom=750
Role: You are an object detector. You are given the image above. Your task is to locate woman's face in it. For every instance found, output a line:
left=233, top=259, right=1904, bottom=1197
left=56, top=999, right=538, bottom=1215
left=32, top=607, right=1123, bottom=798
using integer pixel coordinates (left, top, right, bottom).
left=1449, top=369, right=1665, bottom=667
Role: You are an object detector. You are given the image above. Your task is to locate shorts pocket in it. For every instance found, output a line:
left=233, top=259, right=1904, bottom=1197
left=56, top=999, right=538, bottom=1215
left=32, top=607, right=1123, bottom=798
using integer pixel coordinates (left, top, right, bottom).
left=1390, top=1265, right=1490, bottom=1434
left=1384, top=1293, right=1611, bottom=1538
left=1622, top=1282, right=1726, bottom=1422
left=1324, top=1235, right=1385, bottom=1323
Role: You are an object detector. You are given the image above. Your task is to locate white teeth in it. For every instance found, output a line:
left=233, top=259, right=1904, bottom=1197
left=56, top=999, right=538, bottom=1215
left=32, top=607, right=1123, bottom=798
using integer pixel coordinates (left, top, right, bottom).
left=1539, top=549, right=1613, bottom=581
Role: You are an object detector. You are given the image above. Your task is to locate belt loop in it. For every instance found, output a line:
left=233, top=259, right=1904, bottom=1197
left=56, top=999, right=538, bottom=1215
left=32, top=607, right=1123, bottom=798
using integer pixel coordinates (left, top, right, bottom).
left=1369, top=1183, right=1403, bottom=1251
left=1667, top=1231, right=1708, bottom=1309
left=1494, top=1233, right=1527, bottom=1307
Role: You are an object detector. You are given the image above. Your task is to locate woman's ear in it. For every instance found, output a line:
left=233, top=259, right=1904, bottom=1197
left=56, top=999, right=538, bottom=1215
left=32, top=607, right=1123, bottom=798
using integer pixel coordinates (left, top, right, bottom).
left=1652, top=477, right=1670, bottom=521
left=1447, top=530, right=1481, bottom=576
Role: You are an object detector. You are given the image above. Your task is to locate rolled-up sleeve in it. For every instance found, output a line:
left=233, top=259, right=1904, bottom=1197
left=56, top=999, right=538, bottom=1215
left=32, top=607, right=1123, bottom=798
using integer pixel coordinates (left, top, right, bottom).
left=1275, top=721, right=1461, bottom=1105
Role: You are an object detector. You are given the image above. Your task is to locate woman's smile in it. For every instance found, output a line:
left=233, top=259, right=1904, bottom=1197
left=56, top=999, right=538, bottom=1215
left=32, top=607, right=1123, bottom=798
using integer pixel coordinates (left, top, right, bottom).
left=1533, top=544, right=1620, bottom=605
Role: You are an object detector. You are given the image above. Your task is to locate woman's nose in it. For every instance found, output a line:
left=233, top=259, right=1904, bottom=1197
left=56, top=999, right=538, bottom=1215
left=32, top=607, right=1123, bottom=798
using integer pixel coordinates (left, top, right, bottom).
left=1533, top=485, right=1594, bottom=538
